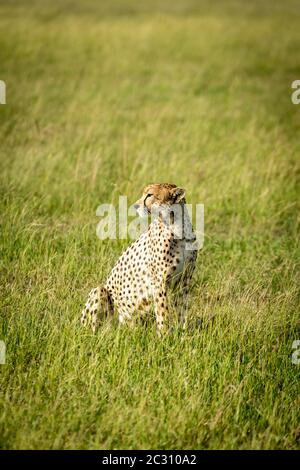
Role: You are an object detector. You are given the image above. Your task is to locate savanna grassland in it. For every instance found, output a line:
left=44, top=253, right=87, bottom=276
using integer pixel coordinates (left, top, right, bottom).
left=0, top=0, right=300, bottom=449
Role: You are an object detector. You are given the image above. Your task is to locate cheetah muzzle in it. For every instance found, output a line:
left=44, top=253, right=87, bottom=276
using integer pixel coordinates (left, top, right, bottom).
left=80, top=183, right=198, bottom=334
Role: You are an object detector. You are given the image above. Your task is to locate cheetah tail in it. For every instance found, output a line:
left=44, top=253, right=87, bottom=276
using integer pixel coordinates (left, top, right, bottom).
left=80, top=286, right=113, bottom=333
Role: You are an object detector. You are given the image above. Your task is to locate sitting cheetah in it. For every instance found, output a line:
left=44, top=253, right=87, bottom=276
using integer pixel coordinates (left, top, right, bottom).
left=80, top=183, right=198, bottom=334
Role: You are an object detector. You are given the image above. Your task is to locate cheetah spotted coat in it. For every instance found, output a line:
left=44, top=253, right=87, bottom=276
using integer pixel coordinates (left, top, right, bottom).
left=81, top=184, right=198, bottom=334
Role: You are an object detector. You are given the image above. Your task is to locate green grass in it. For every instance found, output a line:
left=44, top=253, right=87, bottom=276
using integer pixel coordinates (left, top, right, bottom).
left=1, top=0, right=300, bottom=450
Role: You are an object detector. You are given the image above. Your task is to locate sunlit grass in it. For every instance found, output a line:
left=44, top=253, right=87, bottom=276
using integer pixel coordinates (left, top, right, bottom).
left=0, top=0, right=299, bottom=449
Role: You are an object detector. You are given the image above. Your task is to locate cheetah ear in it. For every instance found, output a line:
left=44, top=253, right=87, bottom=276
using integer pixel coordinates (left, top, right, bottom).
left=171, top=187, right=186, bottom=203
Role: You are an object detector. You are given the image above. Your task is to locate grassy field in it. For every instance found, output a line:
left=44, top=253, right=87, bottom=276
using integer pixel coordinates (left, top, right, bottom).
left=0, top=0, right=300, bottom=450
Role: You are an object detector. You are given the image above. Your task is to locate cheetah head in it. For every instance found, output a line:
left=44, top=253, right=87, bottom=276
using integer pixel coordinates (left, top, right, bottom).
left=133, top=183, right=186, bottom=218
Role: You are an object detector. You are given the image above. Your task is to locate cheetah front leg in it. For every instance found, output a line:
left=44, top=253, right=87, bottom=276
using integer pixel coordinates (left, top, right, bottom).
left=174, top=283, right=189, bottom=328
left=153, top=286, right=170, bottom=335
left=174, top=266, right=194, bottom=328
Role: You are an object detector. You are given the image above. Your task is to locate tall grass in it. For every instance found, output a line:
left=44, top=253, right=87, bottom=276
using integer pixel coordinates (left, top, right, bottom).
left=0, top=0, right=299, bottom=449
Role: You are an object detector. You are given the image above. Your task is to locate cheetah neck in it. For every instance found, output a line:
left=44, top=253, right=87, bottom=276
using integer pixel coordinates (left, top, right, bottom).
left=156, top=204, right=195, bottom=242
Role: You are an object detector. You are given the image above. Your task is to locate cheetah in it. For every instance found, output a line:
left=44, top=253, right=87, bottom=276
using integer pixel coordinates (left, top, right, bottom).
left=80, top=183, right=198, bottom=334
